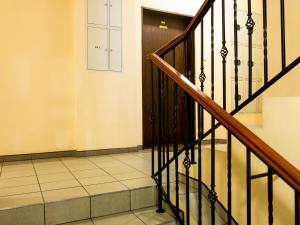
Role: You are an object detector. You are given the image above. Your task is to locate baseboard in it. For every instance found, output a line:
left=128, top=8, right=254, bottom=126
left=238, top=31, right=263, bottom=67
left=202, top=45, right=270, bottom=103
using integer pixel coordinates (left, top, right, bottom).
left=76, top=146, right=139, bottom=157
left=0, top=146, right=142, bottom=162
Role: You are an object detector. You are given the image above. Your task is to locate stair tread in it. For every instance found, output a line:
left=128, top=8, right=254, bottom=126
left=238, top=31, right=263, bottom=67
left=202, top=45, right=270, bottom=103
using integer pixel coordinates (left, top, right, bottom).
left=0, top=150, right=158, bottom=225
left=63, top=208, right=176, bottom=225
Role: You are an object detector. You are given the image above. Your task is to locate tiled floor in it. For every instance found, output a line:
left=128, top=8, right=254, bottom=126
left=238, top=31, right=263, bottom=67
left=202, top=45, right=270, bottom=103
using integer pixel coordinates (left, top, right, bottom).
left=0, top=150, right=160, bottom=225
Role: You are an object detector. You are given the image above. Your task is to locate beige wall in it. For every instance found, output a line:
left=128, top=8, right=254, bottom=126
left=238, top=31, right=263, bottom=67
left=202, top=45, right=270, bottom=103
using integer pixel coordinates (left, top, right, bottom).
left=0, top=0, right=75, bottom=155
left=74, top=0, right=140, bottom=151
left=0, top=0, right=203, bottom=155
left=74, top=0, right=204, bottom=151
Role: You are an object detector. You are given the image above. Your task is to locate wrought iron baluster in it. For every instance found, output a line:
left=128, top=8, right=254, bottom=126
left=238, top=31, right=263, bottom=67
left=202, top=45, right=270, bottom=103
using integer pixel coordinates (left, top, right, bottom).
left=221, top=0, right=228, bottom=110
left=280, top=0, right=286, bottom=69
left=197, top=105, right=203, bottom=225
left=172, top=47, right=180, bottom=215
left=189, top=32, right=196, bottom=165
left=183, top=148, right=191, bottom=225
left=211, top=4, right=215, bottom=104
left=184, top=40, right=189, bottom=154
left=209, top=118, right=217, bottom=225
left=246, top=0, right=255, bottom=97
left=199, top=20, right=206, bottom=92
left=166, top=75, right=170, bottom=199
left=157, top=69, right=164, bottom=213
left=268, top=167, right=273, bottom=225
left=263, top=0, right=268, bottom=84
left=150, top=62, right=155, bottom=176
left=183, top=39, right=191, bottom=225
left=209, top=5, right=217, bottom=225
left=227, top=132, right=232, bottom=225
left=246, top=148, right=252, bottom=225
left=233, top=0, right=239, bottom=108
left=296, top=191, right=300, bottom=225
left=198, top=20, right=205, bottom=225
left=161, top=61, right=166, bottom=166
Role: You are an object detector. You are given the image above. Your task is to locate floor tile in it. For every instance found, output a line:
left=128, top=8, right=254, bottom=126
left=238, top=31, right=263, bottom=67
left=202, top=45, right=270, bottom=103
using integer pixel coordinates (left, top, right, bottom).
left=0, top=169, right=36, bottom=178
left=88, top=156, right=116, bottom=164
left=38, top=172, right=74, bottom=183
left=93, top=212, right=144, bottom=225
left=0, top=176, right=38, bottom=189
left=0, top=192, right=43, bottom=209
left=3, top=160, right=32, bottom=166
left=102, top=165, right=138, bottom=175
left=72, top=169, right=107, bottom=179
left=93, top=160, right=126, bottom=168
left=35, top=166, right=69, bottom=175
left=33, top=161, right=64, bottom=169
left=84, top=181, right=128, bottom=196
left=113, top=171, right=148, bottom=181
left=43, top=187, right=88, bottom=203
left=113, top=156, right=142, bottom=162
left=121, top=177, right=156, bottom=190
left=0, top=184, right=40, bottom=197
left=33, top=158, right=59, bottom=163
left=134, top=207, right=176, bottom=225
left=66, top=163, right=97, bottom=171
left=78, top=175, right=116, bottom=186
left=1, top=164, right=34, bottom=173
left=62, top=159, right=91, bottom=165
left=40, top=179, right=80, bottom=191
left=122, top=158, right=149, bottom=165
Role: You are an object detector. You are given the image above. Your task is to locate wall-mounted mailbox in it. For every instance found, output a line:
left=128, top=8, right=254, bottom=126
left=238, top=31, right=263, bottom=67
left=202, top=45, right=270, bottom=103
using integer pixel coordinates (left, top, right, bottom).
left=87, top=0, right=122, bottom=72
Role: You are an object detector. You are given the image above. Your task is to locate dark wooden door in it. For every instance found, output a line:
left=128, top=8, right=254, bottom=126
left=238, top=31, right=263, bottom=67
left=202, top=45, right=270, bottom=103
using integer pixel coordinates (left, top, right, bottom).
left=142, top=9, right=193, bottom=148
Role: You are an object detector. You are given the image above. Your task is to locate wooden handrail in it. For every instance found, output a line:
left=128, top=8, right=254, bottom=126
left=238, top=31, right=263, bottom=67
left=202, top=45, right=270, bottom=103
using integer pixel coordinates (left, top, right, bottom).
left=154, top=0, right=213, bottom=56
left=148, top=53, right=300, bottom=193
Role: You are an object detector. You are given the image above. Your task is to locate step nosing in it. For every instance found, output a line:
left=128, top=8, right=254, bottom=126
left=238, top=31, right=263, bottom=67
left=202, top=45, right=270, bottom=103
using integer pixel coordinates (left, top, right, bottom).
left=45, top=195, right=89, bottom=204
left=89, top=189, right=129, bottom=197
left=0, top=202, right=44, bottom=211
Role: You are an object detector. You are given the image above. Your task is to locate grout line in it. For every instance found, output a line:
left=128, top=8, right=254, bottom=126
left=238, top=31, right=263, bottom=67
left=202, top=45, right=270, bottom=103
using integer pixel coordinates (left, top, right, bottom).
left=86, top=157, right=123, bottom=184
left=111, top=153, right=153, bottom=176
left=0, top=181, right=40, bottom=190
left=133, top=210, right=147, bottom=225
left=31, top=159, right=46, bottom=225
left=134, top=213, right=147, bottom=225
left=59, top=158, right=93, bottom=219
left=0, top=190, right=41, bottom=199
left=87, top=153, right=158, bottom=185
left=86, top=156, right=135, bottom=214
left=0, top=173, right=37, bottom=179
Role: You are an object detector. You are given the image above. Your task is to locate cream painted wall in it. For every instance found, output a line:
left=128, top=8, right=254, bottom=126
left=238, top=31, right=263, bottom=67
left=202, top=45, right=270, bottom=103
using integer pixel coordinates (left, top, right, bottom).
left=0, top=0, right=205, bottom=155
left=74, top=0, right=140, bottom=151
left=0, top=0, right=75, bottom=155
left=74, top=0, right=204, bottom=151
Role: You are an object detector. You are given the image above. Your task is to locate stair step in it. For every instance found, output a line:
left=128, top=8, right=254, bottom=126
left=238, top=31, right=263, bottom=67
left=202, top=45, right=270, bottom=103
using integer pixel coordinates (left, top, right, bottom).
left=62, top=208, right=177, bottom=225
left=0, top=151, right=159, bottom=225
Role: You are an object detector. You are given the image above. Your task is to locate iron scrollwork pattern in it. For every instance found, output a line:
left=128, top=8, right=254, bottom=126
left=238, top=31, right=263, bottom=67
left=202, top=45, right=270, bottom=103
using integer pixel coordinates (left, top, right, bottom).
left=208, top=189, right=218, bottom=205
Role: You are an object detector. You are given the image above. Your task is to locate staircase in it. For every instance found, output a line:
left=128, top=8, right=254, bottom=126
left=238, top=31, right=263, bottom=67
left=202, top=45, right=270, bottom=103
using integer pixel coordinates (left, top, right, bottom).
left=147, top=0, right=300, bottom=224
